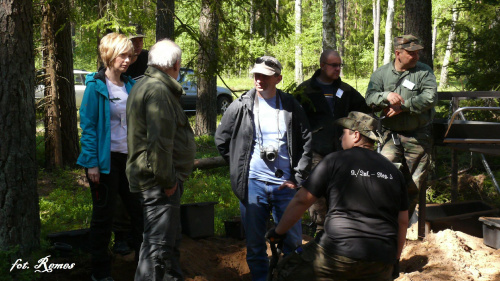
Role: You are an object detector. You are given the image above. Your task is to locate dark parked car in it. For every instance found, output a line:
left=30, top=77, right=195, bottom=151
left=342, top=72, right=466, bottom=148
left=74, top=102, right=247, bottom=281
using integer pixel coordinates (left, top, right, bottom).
left=177, top=68, right=233, bottom=114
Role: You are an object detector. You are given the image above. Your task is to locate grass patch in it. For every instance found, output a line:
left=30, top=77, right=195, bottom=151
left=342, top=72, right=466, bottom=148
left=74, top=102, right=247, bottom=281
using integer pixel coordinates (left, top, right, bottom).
left=38, top=169, right=92, bottom=236
left=38, top=134, right=237, bottom=236
left=219, top=76, right=253, bottom=95
left=342, top=77, right=371, bottom=96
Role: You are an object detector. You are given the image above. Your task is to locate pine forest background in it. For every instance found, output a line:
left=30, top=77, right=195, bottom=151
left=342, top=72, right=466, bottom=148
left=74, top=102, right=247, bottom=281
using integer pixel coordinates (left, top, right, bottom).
left=35, top=0, right=500, bottom=92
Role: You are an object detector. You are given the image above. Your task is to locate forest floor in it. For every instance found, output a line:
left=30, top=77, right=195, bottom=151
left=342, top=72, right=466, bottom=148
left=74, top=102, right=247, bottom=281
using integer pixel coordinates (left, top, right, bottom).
left=39, top=224, right=500, bottom=281
left=34, top=166, right=500, bottom=281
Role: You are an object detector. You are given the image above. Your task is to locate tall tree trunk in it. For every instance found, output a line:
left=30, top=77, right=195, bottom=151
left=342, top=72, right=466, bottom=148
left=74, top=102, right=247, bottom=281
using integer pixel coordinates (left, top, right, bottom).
left=322, top=0, right=336, bottom=50
left=42, top=0, right=63, bottom=169
left=276, top=0, right=279, bottom=23
left=405, top=0, right=433, bottom=68
left=250, top=0, right=255, bottom=35
left=383, top=0, right=395, bottom=64
left=0, top=0, right=40, bottom=256
left=195, top=0, right=220, bottom=136
left=339, top=0, right=345, bottom=57
left=440, top=7, right=458, bottom=88
left=295, top=0, right=303, bottom=84
left=97, top=0, right=109, bottom=69
left=432, top=18, right=438, bottom=61
left=55, top=0, right=80, bottom=167
left=373, top=0, right=381, bottom=71
left=156, top=0, right=175, bottom=41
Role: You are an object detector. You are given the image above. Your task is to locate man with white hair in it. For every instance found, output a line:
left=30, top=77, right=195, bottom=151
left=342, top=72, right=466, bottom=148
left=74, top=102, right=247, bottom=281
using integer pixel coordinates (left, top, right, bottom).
left=126, top=39, right=196, bottom=281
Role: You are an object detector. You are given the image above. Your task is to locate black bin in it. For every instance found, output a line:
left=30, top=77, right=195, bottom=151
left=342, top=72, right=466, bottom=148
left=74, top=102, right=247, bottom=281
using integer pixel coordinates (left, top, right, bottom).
left=426, top=201, right=499, bottom=237
left=46, top=228, right=90, bottom=253
left=181, top=201, right=218, bottom=239
left=224, top=217, right=245, bottom=240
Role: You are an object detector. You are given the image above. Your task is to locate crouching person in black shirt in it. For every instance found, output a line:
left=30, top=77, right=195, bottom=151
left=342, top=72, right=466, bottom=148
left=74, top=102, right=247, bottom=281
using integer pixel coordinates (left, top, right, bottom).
left=266, top=111, right=409, bottom=281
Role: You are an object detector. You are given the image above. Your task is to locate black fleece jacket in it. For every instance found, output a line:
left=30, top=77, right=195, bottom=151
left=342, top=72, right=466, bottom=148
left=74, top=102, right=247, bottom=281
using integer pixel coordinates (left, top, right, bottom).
left=294, top=69, right=370, bottom=155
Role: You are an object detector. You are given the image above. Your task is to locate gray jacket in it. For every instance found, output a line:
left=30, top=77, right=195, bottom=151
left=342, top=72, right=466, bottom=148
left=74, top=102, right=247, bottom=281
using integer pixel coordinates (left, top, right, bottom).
left=215, top=88, right=312, bottom=201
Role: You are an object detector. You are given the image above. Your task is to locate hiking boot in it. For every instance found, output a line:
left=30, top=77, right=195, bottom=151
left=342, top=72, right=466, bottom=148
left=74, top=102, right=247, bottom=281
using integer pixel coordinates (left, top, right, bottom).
left=112, top=240, right=132, bottom=256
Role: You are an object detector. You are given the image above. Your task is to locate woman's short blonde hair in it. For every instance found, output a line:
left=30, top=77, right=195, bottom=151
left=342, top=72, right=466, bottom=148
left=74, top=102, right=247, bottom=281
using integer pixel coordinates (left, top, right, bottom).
left=99, top=33, right=133, bottom=68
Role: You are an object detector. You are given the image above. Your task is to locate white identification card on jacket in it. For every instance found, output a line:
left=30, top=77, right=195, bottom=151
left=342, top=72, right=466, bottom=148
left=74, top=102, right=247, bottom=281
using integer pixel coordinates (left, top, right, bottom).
left=336, top=88, right=344, bottom=98
left=402, top=79, right=415, bottom=90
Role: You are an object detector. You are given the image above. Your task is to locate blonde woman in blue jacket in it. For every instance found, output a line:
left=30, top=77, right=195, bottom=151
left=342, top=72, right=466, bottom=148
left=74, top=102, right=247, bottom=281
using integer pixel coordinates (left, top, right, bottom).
left=77, top=32, right=143, bottom=281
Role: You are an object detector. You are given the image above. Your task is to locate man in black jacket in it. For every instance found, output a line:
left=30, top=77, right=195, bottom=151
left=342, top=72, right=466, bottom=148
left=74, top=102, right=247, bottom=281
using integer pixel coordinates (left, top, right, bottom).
left=125, top=33, right=149, bottom=80
left=293, top=50, right=370, bottom=233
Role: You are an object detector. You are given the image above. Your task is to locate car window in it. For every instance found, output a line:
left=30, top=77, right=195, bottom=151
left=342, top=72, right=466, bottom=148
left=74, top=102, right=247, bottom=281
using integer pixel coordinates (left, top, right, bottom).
left=182, top=72, right=196, bottom=87
left=74, top=74, right=84, bottom=85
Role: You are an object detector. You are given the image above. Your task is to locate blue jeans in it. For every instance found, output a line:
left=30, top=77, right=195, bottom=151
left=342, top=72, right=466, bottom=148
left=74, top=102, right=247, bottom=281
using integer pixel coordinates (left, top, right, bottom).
left=240, top=178, right=302, bottom=281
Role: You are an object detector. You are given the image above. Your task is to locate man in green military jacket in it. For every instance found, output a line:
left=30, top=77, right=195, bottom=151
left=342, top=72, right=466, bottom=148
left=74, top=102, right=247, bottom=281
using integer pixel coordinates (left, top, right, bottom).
left=365, top=34, right=437, bottom=219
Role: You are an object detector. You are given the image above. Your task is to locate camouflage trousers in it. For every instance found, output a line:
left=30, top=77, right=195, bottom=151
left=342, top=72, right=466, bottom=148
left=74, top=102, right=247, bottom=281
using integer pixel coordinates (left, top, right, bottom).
left=308, top=152, right=328, bottom=233
left=273, top=241, right=393, bottom=281
left=380, top=126, right=432, bottom=218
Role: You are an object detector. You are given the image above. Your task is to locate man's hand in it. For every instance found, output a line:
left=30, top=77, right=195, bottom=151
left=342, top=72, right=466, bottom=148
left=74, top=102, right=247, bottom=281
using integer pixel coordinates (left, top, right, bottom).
left=265, top=227, right=287, bottom=246
left=164, top=181, right=178, bottom=197
left=279, top=180, right=297, bottom=190
left=387, top=92, right=404, bottom=105
left=88, top=167, right=100, bottom=184
left=384, top=104, right=403, bottom=117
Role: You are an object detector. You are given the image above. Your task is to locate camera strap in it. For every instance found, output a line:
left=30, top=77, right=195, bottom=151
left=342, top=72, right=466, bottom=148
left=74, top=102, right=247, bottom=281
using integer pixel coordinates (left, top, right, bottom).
left=254, top=91, right=281, bottom=150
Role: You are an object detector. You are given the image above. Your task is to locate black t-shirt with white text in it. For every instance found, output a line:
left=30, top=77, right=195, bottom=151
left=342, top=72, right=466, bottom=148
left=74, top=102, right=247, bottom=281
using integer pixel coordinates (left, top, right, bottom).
left=302, top=147, right=408, bottom=263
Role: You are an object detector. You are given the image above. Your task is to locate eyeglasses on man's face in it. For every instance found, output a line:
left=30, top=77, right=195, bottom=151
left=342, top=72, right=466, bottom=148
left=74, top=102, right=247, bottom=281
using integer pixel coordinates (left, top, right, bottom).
left=323, top=62, right=344, bottom=69
left=255, top=57, right=281, bottom=70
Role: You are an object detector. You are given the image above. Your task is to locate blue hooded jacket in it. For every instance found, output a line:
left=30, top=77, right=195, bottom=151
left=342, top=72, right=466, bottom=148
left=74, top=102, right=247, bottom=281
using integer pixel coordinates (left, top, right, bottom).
left=76, top=69, right=135, bottom=174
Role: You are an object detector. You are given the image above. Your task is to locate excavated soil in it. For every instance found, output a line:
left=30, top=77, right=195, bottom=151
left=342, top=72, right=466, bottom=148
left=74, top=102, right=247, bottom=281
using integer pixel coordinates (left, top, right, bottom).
left=38, top=227, right=500, bottom=281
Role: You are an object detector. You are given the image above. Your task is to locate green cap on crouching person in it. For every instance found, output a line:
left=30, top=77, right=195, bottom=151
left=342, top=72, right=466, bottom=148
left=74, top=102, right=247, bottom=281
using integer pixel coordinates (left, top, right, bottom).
left=335, top=111, right=380, bottom=142
left=393, top=34, right=424, bottom=51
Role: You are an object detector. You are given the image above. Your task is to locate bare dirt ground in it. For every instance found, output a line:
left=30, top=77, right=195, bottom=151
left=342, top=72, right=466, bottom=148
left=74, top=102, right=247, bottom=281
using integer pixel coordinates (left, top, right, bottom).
left=36, top=172, right=500, bottom=280
left=40, top=226, right=500, bottom=281
left=180, top=227, right=500, bottom=281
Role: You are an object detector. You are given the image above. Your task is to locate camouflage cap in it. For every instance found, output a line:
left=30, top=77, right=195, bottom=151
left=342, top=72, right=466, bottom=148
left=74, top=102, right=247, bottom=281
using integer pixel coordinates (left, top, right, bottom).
left=393, top=35, right=424, bottom=51
left=335, top=111, right=380, bottom=142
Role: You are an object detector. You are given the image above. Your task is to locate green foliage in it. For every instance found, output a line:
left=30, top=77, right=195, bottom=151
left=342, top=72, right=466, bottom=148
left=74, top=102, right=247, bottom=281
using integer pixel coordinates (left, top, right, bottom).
left=448, top=0, right=500, bottom=90
left=342, top=78, right=370, bottom=96
left=194, top=134, right=222, bottom=158
left=427, top=146, right=500, bottom=209
left=39, top=169, right=92, bottom=236
left=0, top=246, right=34, bottom=281
left=340, top=0, right=375, bottom=79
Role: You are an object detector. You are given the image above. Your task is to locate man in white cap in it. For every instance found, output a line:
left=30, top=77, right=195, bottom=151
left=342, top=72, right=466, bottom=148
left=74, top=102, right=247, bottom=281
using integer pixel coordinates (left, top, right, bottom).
left=215, top=56, right=312, bottom=281
left=266, top=111, right=408, bottom=281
